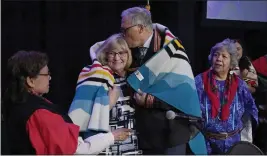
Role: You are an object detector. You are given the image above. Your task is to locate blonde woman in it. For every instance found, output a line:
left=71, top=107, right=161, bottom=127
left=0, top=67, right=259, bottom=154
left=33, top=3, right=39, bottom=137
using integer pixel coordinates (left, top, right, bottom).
left=69, top=33, right=141, bottom=155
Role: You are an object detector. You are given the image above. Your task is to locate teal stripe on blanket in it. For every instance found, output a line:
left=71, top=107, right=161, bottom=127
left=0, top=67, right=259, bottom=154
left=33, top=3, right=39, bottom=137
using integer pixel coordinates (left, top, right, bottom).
left=68, top=99, right=94, bottom=114
left=189, top=132, right=207, bottom=155
left=69, top=96, right=109, bottom=114
left=69, top=85, right=109, bottom=114
left=73, top=85, right=108, bottom=100
left=126, top=39, right=207, bottom=154
left=146, top=76, right=200, bottom=117
left=127, top=65, right=207, bottom=155
left=127, top=65, right=200, bottom=117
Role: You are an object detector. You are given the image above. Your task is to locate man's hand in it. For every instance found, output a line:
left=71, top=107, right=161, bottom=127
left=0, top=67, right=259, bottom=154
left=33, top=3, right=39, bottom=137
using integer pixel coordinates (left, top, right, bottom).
left=111, top=128, right=132, bottom=141
left=133, top=89, right=155, bottom=107
left=134, top=89, right=147, bottom=106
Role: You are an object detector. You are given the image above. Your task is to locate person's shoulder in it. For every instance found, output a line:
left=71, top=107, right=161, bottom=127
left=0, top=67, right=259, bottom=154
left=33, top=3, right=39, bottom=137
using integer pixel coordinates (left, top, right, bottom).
left=236, top=75, right=246, bottom=86
left=28, top=109, right=58, bottom=125
left=81, top=60, right=112, bottom=74
left=195, top=73, right=203, bottom=82
left=84, top=60, right=101, bottom=69
left=194, top=73, right=204, bottom=89
left=77, top=60, right=115, bottom=84
left=235, top=75, right=250, bottom=92
left=153, top=23, right=168, bottom=32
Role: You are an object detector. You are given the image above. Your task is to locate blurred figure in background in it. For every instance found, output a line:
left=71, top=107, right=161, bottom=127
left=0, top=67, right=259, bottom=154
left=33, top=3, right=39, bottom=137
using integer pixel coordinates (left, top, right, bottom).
left=252, top=54, right=267, bottom=154
left=233, top=39, right=258, bottom=94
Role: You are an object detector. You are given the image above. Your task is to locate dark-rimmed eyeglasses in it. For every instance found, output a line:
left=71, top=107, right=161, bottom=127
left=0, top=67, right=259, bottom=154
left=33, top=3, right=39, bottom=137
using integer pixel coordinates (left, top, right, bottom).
left=38, top=72, right=51, bottom=80
left=108, top=51, right=128, bottom=58
left=38, top=71, right=50, bottom=76
left=120, top=25, right=139, bottom=35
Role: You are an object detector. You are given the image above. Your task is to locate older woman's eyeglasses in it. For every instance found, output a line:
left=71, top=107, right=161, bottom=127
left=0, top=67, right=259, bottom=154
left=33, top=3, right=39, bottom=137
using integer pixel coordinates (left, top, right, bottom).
left=108, top=51, right=128, bottom=58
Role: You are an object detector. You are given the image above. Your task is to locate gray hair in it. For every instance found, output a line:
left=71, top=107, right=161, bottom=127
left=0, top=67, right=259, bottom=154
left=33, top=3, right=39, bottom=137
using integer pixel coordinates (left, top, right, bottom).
left=121, top=7, right=153, bottom=31
left=208, top=38, right=238, bottom=68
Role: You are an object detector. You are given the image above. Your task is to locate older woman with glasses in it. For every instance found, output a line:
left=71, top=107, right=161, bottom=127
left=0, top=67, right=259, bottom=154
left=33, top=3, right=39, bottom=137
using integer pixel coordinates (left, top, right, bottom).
left=69, top=33, right=142, bottom=155
left=195, top=39, right=258, bottom=154
left=2, top=50, right=130, bottom=155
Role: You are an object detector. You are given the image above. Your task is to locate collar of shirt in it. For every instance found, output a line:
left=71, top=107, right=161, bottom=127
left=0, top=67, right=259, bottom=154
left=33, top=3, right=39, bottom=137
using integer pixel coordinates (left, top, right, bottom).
left=143, top=32, right=153, bottom=48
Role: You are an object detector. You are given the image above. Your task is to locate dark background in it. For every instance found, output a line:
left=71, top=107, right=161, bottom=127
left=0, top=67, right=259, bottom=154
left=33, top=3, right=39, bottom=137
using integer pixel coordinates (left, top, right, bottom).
left=2, top=1, right=267, bottom=112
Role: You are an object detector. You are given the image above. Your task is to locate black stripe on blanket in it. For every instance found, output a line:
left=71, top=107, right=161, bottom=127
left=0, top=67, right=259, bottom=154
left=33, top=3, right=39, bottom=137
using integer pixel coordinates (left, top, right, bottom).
left=165, top=44, right=190, bottom=63
left=77, top=77, right=113, bottom=88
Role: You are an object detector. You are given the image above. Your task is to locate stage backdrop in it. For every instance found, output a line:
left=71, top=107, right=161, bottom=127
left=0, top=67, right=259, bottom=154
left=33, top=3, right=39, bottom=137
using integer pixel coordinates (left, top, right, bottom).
left=2, top=1, right=267, bottom=112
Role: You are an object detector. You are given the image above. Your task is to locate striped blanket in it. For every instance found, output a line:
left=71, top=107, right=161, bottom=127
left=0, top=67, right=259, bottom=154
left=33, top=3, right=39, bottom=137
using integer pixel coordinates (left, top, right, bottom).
left=127, top=39, right=207, bottom=154
left=68, top=60, right=115, bottom=133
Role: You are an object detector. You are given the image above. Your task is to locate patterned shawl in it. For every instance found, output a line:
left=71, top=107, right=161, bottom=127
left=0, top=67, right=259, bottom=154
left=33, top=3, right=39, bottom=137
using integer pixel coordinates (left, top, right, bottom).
left=68, top=60, right=115, bottom=133
left=233, top=56, right=258, bottom=87
left=126, top=34, right=207, bottom=154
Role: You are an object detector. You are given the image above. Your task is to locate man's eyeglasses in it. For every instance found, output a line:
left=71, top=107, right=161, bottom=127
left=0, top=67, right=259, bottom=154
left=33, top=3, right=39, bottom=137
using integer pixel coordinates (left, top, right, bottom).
left=108, top=51, right=128, bottom=58
left=120, top=25, right=138, bottom=35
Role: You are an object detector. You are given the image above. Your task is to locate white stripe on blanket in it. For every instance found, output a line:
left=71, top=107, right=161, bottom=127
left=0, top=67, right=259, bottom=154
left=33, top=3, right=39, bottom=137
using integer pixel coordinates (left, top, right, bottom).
left=69, top=94, right=111, bottom=132
left=88, top=103, right=110, bottom=131
left=69, top=108, right=90, bottom=131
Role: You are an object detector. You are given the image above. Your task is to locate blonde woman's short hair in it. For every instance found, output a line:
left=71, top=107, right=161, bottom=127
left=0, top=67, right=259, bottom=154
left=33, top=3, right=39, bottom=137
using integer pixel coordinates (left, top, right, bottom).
left=96, top=33, right=132, bottom=69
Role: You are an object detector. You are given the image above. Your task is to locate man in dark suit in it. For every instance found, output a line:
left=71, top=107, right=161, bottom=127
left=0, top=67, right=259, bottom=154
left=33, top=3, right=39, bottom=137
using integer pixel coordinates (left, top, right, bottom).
left=120, top=7, right=191, bottom=155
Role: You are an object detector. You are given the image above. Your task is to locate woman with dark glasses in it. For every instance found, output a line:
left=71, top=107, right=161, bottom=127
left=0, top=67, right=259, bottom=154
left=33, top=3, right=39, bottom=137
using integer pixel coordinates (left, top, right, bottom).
left=2, top=50, right=130, bottom=155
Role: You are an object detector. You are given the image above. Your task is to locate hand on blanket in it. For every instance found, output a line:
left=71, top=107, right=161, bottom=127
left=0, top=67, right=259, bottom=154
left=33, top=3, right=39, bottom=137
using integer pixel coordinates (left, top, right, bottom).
left=134, top=89, right=146, bottom=105
left=108, top=86, right=120, bottom=109
left=134, top=89, right=154, bottom=108
left=134, top=89, right=147, bottom=106
left=112, top=128, right=132, bottom=141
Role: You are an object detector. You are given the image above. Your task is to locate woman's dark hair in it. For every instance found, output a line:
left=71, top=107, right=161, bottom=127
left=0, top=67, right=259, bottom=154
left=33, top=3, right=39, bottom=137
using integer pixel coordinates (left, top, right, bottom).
left=233, top=39, right=241, bottom=44
left=239, top=56, right=252, bottom=71
left=3, top=50, right=49, bottom=104
left=233, top=39, right=252, bottom=71
left=233, top=38, right=247, bottom=56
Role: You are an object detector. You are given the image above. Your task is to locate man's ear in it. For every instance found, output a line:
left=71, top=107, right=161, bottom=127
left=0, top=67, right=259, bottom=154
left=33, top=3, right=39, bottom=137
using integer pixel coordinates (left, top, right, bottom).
left=26, top=76, right=35, bottom=88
